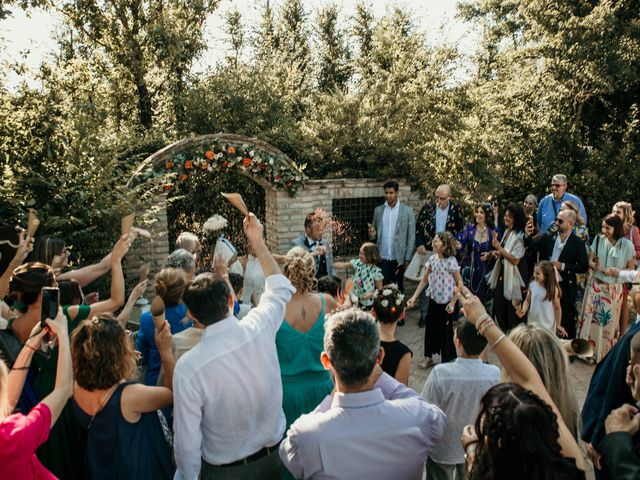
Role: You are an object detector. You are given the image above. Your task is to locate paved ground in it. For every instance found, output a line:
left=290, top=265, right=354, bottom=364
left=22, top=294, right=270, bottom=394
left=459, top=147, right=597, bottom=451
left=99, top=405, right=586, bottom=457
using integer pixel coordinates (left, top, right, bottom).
left=396, top=303, right=596, bottom=479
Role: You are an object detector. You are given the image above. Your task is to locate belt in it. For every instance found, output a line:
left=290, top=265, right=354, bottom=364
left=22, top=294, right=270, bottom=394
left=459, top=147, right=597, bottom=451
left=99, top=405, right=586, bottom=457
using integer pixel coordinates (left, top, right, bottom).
left=219, top=443, right=280, bottom=467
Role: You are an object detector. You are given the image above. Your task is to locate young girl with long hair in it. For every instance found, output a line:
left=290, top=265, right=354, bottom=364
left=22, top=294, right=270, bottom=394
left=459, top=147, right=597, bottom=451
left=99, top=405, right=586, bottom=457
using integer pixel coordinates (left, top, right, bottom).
left=408, top=231, right=463, bottom=368
left=517, top=261, right=565, bottom=337
left=333, top=242, right=384, bottom=308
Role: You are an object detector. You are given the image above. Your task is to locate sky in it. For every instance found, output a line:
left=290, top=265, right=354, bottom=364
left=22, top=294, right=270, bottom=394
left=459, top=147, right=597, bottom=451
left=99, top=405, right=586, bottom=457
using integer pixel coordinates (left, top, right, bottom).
left=0, top=0, right=478, bottom=87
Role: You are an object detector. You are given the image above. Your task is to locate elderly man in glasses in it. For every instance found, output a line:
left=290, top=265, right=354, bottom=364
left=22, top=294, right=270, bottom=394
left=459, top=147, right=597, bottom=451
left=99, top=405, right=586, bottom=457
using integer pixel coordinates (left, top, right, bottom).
left=525, top=209, right=588, bottom=338
left=537, top=174, right=587, bottom=234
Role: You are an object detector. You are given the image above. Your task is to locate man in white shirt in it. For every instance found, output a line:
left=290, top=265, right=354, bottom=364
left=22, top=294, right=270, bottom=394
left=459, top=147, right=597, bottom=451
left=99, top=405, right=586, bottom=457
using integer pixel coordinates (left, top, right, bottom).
left=173, top=214, right=295, bottom=480
left=280, top=308, right=446, bottom=479
left=422, top=319, right=500, bottom=480
left=369, top=180, right=416, bottom=293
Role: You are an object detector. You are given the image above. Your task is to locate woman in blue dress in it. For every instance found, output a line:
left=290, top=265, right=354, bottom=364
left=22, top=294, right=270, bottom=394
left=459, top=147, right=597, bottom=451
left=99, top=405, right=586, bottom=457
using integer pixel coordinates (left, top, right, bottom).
left=458, top=203, right=501, bottom=304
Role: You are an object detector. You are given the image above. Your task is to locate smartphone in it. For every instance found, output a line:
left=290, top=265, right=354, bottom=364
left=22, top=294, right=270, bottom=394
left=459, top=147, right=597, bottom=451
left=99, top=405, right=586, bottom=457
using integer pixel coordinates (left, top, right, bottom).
left=40, top=287, right=60, bottom=328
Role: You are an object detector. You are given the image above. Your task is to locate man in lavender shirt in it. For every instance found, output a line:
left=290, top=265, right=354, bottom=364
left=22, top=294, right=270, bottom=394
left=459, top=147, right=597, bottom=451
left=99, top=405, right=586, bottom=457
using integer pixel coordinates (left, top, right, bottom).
left=279, top=308, right=446, bottom=479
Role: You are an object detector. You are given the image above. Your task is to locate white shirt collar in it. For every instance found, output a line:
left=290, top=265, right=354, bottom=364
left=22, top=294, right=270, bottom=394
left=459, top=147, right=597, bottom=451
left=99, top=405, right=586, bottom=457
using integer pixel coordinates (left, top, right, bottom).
left=384, top=200, right=400, bottom=210
left=202, top=314, right=237, bottom=339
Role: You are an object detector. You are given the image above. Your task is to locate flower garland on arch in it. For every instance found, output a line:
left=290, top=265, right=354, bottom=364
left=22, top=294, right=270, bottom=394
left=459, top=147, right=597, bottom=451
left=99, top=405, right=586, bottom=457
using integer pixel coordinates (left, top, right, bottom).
left=141, top=140, right=307, bottom=196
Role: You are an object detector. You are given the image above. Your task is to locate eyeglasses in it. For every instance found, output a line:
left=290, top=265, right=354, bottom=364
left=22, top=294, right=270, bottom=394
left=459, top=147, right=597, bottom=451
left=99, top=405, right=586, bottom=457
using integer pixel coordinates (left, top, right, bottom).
left=551, top=183, right=565, bottom=188
left=436, top=196, right=449, bottom=201
left=556, top=218, right=564, bottom=225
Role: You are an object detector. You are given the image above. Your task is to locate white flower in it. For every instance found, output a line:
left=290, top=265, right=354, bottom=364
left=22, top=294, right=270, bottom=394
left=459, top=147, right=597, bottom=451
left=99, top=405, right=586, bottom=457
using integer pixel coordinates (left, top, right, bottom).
left=216, top=152, right=223, bottom=159
left=203, top=215, right=228, bottom=234
left=381, top=299, right=389, bottom=307
left=249, top=150, right=254, bottom=157
left=382, top=289, right=392, bottom=296
left=395, top=298, right=403, bottom=305
left=268, top=158, right=274, bottom=165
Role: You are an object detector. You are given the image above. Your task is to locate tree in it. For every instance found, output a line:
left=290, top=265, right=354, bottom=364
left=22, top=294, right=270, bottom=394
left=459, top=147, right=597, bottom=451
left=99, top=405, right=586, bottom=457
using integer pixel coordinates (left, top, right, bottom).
left=316, top=3, right=352, bottom=93
left=58, top=0, right=221, bottom=130
left=224, top=8, right=244, bottom=68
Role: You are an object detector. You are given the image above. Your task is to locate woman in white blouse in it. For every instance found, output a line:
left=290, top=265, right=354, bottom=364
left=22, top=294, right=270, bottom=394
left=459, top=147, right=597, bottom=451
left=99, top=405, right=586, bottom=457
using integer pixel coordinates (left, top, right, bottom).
left=488, top=203, right=528, bottom=331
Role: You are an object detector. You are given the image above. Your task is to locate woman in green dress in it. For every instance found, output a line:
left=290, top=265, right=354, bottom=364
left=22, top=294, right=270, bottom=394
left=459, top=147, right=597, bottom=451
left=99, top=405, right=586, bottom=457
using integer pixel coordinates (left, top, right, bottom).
left=276, top=247, right=338, bottom=430
left=6, top=234, right=131, bottom=479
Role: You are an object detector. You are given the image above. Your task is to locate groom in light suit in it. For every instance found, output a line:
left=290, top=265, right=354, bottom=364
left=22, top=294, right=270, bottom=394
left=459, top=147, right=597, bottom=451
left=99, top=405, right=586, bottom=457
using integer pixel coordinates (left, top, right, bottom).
left=369, top=180, right=416, bottom=293
left=291, top=213, right=334, bottom=279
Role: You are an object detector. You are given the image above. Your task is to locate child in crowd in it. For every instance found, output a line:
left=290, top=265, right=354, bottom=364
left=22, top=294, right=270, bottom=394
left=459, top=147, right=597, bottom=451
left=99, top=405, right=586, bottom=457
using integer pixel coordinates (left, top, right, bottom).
left=422, top=319, right=499, bottom=480
left=408, top=231, right=463, bottom=368
left=228, top=272, right=251, bottom=319
left=317, top=275, right=342, bottom=302
left=517, top=261, right=566, bottom=336
left=372, top=284, right=412, bottom=385
left=333, top=242, right=384, bottom=309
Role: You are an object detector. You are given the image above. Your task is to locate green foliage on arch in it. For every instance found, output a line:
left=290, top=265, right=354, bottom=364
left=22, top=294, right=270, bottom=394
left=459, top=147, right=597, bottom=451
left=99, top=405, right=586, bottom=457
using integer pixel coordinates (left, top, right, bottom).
left=136, top=139, right=308, bottom=196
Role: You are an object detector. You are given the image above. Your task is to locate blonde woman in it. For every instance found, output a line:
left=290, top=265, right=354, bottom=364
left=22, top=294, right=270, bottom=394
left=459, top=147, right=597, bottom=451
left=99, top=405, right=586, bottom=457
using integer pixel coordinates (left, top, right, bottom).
left=612, top=201, right=640, bottom=264
left=612, top=201, right=640, bottom=336
left=276, top=247, right=338, bottom=429
left=508, top=325, right=580, bottom=440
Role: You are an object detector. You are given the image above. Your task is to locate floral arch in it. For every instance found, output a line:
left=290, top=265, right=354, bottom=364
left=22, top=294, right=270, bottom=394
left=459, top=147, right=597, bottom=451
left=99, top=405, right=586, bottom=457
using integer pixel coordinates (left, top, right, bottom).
left=127, top=133, right=307, bottom=195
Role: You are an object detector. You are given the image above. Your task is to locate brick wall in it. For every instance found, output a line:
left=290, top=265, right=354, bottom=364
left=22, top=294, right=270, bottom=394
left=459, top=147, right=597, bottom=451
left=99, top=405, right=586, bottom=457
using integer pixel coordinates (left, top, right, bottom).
left=126, top=178, right=423, bottom=293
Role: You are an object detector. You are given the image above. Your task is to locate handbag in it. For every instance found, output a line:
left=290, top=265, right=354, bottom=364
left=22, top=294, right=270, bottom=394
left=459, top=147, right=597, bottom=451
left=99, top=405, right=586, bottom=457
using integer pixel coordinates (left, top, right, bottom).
left=404, top=251, right=428, bottom=282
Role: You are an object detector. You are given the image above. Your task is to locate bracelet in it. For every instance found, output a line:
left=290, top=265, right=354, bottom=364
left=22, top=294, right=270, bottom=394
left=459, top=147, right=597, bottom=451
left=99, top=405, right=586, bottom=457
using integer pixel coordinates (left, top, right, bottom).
left=24, top=343, right=38, bottom=353
left=475, top=314, right=492, bottom=333
left=474, top=314, right=491, bottom=329
left=490, top=333, right=507, bottom=351
left=478, top=319, right=496, bottom=336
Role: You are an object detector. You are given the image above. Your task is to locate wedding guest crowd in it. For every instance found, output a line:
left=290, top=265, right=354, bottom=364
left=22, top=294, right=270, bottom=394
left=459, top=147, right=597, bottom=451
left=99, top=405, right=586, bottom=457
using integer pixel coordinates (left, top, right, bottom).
left=1, top=171, right=639, bottom=480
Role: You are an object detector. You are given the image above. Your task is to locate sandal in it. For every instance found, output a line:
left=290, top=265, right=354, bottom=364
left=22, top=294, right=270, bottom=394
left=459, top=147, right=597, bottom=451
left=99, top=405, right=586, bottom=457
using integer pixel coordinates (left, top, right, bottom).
left=418, top=357, right=433, bottom=369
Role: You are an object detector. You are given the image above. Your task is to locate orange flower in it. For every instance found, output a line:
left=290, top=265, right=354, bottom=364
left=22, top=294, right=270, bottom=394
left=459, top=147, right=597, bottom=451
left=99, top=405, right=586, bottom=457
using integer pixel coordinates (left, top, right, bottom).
left=242, top=157, right=252, bottom=167
left=205, top=150, right=214, bottom=160
left=185, top=160, right=193, bottom=169
left=227, top=146, right=236, bottom=154
left=178, top=174, right=188, bottom=182
left=275, top=175, right=282, bottom=182
left=200, top=162, right=209, bottom=170
left=165, top=161, right=174, bottom=169
left=163, top=184, right=173, bottom=192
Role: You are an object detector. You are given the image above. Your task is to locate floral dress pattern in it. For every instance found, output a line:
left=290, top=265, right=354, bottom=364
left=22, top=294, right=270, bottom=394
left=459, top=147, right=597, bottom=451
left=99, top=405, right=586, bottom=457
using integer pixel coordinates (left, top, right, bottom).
left=577, top=236, right=635, bottom=362
left=350, top=259, right=384, bottom=307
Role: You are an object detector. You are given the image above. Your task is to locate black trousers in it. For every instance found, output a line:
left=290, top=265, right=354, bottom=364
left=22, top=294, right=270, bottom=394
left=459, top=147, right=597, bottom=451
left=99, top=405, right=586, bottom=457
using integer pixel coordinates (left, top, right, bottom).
left=379, top=259, right=405, bottom=292
left=560, top=281, right=577, bottom=338
left=493, top=276, right=524, bottom=332
left=424, top=299, right=457, bottom=362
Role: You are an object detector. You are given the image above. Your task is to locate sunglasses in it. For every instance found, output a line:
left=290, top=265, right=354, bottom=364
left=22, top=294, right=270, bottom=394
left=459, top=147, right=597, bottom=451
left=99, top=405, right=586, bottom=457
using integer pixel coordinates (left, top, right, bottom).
left=556, top=218, right=564, bottom=225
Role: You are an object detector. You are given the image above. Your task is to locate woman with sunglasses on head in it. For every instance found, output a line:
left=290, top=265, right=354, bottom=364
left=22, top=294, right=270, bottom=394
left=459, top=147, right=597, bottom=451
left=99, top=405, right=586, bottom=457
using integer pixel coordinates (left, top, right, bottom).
left=577, top=214, right=635, bottom=362
left=5, top=234, right=131, bottom=479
